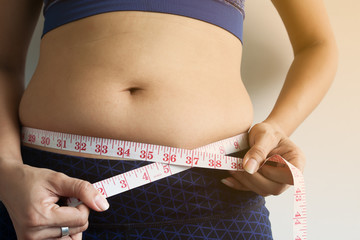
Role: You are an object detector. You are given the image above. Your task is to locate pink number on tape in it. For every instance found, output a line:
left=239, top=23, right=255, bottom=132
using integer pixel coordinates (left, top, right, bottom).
left=22, top=127, right=306, bottom=239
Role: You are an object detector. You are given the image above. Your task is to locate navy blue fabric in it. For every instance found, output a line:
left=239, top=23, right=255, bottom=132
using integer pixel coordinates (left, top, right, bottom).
left=0, top=146, right=273, bottom=239
left=42, top=0, right=244, bottom=42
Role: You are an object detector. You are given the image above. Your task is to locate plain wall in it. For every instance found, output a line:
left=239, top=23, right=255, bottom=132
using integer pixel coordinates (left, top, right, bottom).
left=24, top=1, right=360, bottom=239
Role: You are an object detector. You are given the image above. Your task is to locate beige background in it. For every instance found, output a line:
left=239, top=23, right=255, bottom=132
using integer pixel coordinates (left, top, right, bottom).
left=25, top=1, right=360, bottom=239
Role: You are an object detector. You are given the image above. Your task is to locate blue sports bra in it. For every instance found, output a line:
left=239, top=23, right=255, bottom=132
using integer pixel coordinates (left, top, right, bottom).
left=42, top=0, right=245, bottom=43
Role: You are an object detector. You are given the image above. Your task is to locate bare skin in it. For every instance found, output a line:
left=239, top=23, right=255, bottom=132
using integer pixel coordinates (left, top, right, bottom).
left=19, top=11, right=253, bottom=150
left=0, top=0, right=337, bottom=239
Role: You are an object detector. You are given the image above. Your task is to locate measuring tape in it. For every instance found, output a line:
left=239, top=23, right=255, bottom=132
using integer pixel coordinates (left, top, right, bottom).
left=21, top=127, right=307, bottom=240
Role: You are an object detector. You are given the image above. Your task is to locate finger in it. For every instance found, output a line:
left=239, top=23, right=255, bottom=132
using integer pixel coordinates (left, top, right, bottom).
left=221, top=177, right=251, bottom=191
left=49, top=172, right=109, bottom=212
left=269, top=140, right=306, bottom=173
left=229, top=171, right=289, bottom=196
left=35, top=220, right=88, bottom=240
left=229, top=172, right=271, bottom=196
left=71, top=232, right=83, bottom=240
left=52, top=237, right=72, bottom=240
left=259, top=163, right=294, bottom=185
left=50, top=223, right=88, bottom=238
left=243, top=134, right=278, bottom=174
left=46, top=203, right=90, bottom=227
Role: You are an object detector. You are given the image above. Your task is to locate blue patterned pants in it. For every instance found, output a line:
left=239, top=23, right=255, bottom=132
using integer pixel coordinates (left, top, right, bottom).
left=0, top=146, right=273, bottom=239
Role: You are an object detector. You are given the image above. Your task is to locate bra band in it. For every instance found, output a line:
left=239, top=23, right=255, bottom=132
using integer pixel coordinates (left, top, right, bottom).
left=42, top=0, right=244, bottom=43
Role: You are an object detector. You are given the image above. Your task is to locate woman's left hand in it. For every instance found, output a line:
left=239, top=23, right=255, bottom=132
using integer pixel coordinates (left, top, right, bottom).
left=221, top=122, right=306, bottom=196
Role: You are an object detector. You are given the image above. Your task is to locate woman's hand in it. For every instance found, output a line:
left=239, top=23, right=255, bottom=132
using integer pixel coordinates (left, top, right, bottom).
left=221, top=122, right=306, bottom=196
left=0, top=161, right=109, bottom=240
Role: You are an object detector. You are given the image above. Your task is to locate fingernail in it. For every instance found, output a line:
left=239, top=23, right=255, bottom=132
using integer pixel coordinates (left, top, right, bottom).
left=95, top=195, right=109, bottom=211
left=221, top=178, right=234, bottom=188
left=244, top=158, right=258, bottom=174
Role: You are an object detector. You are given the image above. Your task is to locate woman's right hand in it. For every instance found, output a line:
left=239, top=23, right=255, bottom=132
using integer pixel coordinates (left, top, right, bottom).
left=0, top=160, right=109, bottom=240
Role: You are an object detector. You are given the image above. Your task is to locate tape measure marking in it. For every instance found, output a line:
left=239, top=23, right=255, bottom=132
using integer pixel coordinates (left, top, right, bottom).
left=21, top=127, right=307, bottom=240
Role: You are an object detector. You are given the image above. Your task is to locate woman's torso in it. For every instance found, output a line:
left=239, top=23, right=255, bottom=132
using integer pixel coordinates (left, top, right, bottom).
left=19, top=11, right=253, bottom=152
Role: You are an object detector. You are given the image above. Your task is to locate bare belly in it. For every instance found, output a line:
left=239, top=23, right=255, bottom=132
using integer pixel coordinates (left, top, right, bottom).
left=19, top=11, right=253, bottom=154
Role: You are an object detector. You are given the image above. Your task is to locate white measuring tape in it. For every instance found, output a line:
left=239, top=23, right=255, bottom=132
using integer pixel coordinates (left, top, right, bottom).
left=21, top=127, right=307, bottom=240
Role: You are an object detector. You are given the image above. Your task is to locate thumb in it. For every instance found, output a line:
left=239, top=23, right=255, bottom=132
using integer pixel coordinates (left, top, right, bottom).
left=243, top=135, right=278, bottom=174
left=52, top=173, right=109, bottom=211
